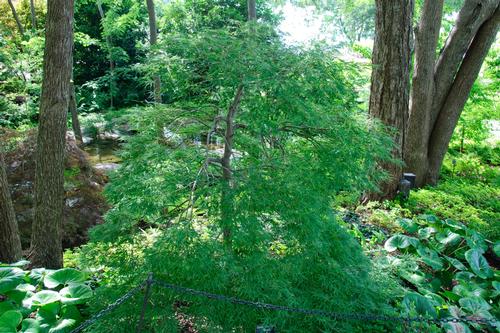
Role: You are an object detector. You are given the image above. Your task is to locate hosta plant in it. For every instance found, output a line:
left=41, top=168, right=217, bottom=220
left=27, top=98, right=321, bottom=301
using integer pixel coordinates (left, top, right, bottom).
left=0, top=261, right=93, bottom=333
left=380, top=215, right=499, bottom=332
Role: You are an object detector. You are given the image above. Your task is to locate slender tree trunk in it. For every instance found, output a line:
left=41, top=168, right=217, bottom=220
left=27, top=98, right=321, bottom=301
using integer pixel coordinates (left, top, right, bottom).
left=69, top=81, right=83, bottom=144
left=97, top=0, right=115, bottom=108
left=30, top=0, right=37, bottom=32
left=30, top=0, right=74, bottom=269
left=427, top=6, right=499, bottom=184
left=220, top=85, right=244, bottom=243
left=7, top=0, right=25, bottom=36
left=404, top=0, right=444, bottom=187
left=146, top=0, right=161, bottom=103
left=247, top=0, right=256, bottom=21
left=0, top=151, right=22, bottom=263
left=365, top=0, right=413, bottom=201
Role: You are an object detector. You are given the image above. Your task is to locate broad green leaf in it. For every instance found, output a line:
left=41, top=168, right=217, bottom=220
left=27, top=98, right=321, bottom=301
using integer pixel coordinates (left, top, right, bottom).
left=0, top=261, right=29, bottom=268
left=416, top=246, right=444, bottom=270
left=464, top=249, right=493, bottom=279
left=444, top=256, right=467, bottom=271
left=453, top=282, right=486, bottom=298
left=59, top=284, right=92, bottom=305
left=30, top=290, right=61, bottom=307
left=399, top=271, right=426, bottom=286
left=402, top=292, right=437, bottom=318
left=48, top=318, right=76, bottom=333
left=442, top=291, right=461, bottom=302
left=492, top=281, right=500, bottom=298
left=418, top=227, right=435, bottom=240
left=60, top=305, right=82, bottom=322
left=36, top=303, right=60, bottom=326
left=436, top=230, right=462, bottom=247
left=397, top=218, right=418, bottom=233
left=44, top=269, right=87, bottom=289
left=454, top=271, right=475, bottom=282
left=21, top=319, right=41, bottom=333
left=459, top=296, right=491, bottom=313
left=0, top=310, right=22, bottom=332
left=443, top=219, right=466, bottom=231
left=384, top=235, right=418, bottom=252
left=465, top=231, right=487, bottom=252
left=0, top=303, right=16, bottom=316
left=0, top=268, right=25, bottom=294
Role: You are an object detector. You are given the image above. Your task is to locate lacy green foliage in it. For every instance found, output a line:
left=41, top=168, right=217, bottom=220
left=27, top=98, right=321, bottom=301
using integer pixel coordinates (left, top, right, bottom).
left=0, top=261, right=93, bottom=333
left=379, top=215, right=499, bottom=333
left=79, top=25, right=399, bottom=332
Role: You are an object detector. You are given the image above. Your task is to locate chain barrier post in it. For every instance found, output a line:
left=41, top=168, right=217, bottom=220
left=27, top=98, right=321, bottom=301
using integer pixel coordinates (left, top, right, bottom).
left=136, top=273, right=154, bottom=333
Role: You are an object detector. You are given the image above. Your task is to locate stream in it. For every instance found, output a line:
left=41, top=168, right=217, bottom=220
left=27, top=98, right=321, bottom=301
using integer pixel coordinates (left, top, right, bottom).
left=83, top=139, right=122, bottom=172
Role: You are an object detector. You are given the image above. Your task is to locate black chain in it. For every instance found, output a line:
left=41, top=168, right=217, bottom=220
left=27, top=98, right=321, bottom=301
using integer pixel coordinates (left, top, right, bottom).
left=153, top=279, right=499, bottom=327
left=70, top=282, right=145, bottom=333
left=70, top=276, right=499, bottom=333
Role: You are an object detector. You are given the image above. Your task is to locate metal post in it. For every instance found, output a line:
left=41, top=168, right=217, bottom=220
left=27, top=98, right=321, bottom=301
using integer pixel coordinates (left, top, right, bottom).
left=136, top=273, right=154, bottom=333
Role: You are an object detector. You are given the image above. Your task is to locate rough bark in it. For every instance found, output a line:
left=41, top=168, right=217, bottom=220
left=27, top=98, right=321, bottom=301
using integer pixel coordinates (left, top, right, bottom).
left=30, top=0, right=37, bottom=32
left=404, top=0, right=444, bottom=187
left=69, top=81, right=83, bottom=144
left=30, top=0, right=74, bottom=269
left=0, top=152, right=22, bottom=263
left=427, top=5, right=499, bottom=184
left=248, top=0, right=256, bottom=21
left=7, top=0, right=25, bottom=36
left=97, top=0, right=115, bottom=108
left=366, top=0, right=413, bottom=201
left=146, top=0, right=161, bottom=103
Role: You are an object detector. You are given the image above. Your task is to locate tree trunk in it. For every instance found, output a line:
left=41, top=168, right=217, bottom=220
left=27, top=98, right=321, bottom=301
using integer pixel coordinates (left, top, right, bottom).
left=220, top=85, right=244, bottom=243
left=30, top=0, right=74, bottom=269
left=365, top=0, right=413, bottom=201
left=146, top=0, right=161, bottom=103
left=30, top=0, right=37, bottom=32
left=404, top=0, right=444, bottom=187
left=7, top=0, right=25, bottom=36
left=69, top=81, right=83, bottom=144
left=427, top=6, right=499, bottom=184
left=0, top=152, right=22, bottom=263
left=97, top=0, right=115, bottom=109
left=248, top=0, right=256, bottom=21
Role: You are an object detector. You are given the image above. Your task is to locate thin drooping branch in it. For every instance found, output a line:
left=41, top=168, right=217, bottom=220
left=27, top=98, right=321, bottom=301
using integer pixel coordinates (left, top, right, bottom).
left=404, top=0, right=444, bottom=186
left=431, top=0, right=498, bottom=126
left=427, top=5, right=500, bottom=184
left=0, top=151, right=22, bottom=263
left=7, top=0, right=25, bottom=36
left=146, top=0, right=161, bottom=103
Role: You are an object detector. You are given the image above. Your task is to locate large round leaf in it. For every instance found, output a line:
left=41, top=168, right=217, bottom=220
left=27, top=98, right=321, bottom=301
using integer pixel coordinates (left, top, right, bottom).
left=21, top=319, right=41, bottom=333
left=397, top=218, right=418, bottom=233
left=48, top=318, right=76, bottom=333
left=452, top=282, right=487, bottom=299
left=44, top=269, right=86, bottom=289
left=29, top=290, right=61, bottom=307
left=384, top=235, right=418, bottom=252
left=493, top=242, right=500, bottom=257
left=0, top=310, right=22, bottom=332
left=402, top=292, right=437, bottom=318
left=416, top=246, right=444, bottom=270
left=464, top=249, right=493, bottom=279
left=59, top=284, right=92, bottom=305
left=0, top=268, right=25, bottom=294
left=436, top=230, right=461, bottom=247
left=444, top=256, right=467, bottom=271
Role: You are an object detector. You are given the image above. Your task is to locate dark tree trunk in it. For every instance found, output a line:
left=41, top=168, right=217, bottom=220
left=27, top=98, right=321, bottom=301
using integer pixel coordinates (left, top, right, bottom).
left=404, top=0, right=444, bottom=187
left=146, top=0, right=161, bottom=103
left=30, top=0, right=74, bottom=269
left=69, top=81, right=83, bottom=144
left=97, top=0, right=115, bottom=109
left=7, top=0, right=25, bottom=36
left=30, top=0, right=37, bottom=32
left=365, top=0, right=414, bottom=201
left=248, top=0, right=256, bottom=21
left=0, top=152, right=22, bottom=263
left=427, top=6, right=500, bottom=184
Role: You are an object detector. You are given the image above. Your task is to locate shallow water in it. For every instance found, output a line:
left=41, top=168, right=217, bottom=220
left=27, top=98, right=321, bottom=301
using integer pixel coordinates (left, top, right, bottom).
left=83, top=139, right=122, bottom=166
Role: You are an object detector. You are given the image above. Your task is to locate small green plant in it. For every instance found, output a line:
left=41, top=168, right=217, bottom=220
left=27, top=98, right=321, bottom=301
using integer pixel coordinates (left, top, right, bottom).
left=0, top=261, right=93, bottom=332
